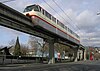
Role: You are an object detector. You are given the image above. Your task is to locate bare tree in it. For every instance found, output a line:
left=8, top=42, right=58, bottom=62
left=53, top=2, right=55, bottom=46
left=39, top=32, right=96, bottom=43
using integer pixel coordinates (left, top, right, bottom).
left=37, top=41, right=49, bottom=62
left=20, top=44, right=29, bottom=56
left=54, top=43, right=74, bottom=60
left=55, top=43, right=67, bottom=57
left=8, top=39, right=15, bottom=55
left=9, top=39, right=15, bottom=46
left=38, top=41, right=49, bottom=57
left=28, top=36, right=41, bottom=56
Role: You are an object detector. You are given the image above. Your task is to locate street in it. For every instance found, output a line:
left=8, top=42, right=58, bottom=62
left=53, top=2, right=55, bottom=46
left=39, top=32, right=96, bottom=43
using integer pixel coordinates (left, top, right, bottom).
left=0, top=60, right=100, bottom=71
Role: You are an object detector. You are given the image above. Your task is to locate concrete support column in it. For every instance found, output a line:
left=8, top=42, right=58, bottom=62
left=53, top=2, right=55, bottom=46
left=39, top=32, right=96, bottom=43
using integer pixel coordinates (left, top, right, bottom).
left=73, top=48, right=78, bottom=62
left=83, top=49, right=86, bottom=61
left=48, top=39, right=55, bottom=64
left=82, top=49, right=84, bottom=60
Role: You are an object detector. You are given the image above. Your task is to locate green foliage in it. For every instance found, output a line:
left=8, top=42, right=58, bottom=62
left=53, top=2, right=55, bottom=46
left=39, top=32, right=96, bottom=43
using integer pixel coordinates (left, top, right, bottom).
left=13, top=37, right=21, bottom=56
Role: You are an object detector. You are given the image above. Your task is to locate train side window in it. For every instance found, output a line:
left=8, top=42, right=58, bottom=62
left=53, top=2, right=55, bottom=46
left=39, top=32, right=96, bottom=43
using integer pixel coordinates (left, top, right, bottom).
left=57, top=20, right=61, bottom=26
left=70, top=30, right=73, bottom=34
left=68, top=28, right=70, bottom=32
left=76, top=34, right=79, bottom=38
left=57, top=20, right=64, bottom=28
left=41, top=9, right=45, bottom=15
left=38, top=6, right=41, bottom=12
left=74, top=33, right=76, bottom=36
left=52, top=16, right=56, bottom=23
left=65, top=26, right=68, bottom=31
left=72, top=31, right=74, bottom=34
left=57, top=20, right=59, bottom=25
left=61, top=24, right=64, bottom=28
left=45, top=11, right=51, bottom=19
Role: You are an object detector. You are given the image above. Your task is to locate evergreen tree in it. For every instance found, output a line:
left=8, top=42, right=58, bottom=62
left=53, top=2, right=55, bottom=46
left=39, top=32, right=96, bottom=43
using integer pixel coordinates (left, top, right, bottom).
left=13, top=37, right=21, bottom=56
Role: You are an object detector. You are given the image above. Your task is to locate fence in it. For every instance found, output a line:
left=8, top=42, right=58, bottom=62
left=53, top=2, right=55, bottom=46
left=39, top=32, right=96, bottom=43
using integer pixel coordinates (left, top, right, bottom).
left=0, top=55, right=72, bottom=65
left=0, top=55, right=40, bottom=65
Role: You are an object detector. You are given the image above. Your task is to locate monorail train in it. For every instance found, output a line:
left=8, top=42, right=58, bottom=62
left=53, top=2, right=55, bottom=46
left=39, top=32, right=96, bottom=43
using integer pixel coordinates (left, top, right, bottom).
left=23, top=4, right=80, bottom=44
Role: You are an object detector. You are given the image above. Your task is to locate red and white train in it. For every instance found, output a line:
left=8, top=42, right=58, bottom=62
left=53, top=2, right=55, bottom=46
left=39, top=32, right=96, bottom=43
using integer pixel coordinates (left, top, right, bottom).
left=23, top=4, right=80, bottom=44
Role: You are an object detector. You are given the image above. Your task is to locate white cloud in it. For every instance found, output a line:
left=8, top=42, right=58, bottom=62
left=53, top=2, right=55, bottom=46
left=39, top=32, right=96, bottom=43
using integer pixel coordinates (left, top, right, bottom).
left=76, top=10, right=100, bottom=46
left=76, top=10, right=97, bottom=31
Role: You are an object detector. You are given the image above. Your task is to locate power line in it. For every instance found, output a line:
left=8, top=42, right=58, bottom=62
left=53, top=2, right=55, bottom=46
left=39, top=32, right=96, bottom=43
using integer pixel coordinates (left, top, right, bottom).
left=52, top=0, right=73, bottom=22
left=42, top=0, right=78, bottom=31
left=1, top=0, right=15, bottom=3
left=42, top=0, right=68, bottom=23
left=52, top=0, right=81, bottom=31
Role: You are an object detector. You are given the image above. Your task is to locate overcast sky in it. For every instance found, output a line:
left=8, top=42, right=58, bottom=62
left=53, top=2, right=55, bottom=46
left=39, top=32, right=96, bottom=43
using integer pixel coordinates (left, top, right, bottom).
left=0, top=0, right=100, bottom=47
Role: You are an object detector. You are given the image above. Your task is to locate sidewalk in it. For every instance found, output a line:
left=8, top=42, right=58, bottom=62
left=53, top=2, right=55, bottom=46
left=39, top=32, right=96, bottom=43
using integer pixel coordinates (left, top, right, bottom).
left=0, top=60, right=94, bottom=68
left=0, top=60, right=98, bottom=70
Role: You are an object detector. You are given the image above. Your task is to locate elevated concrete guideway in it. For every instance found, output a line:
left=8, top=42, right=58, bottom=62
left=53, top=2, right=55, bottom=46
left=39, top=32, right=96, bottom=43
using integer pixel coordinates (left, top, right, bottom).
left=0, top=3, right=80, bottom=64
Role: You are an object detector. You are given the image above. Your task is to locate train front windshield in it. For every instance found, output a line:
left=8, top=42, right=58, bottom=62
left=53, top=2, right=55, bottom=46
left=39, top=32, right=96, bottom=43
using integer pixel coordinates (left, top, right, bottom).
left=23, top=5, right=39, bottom=12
